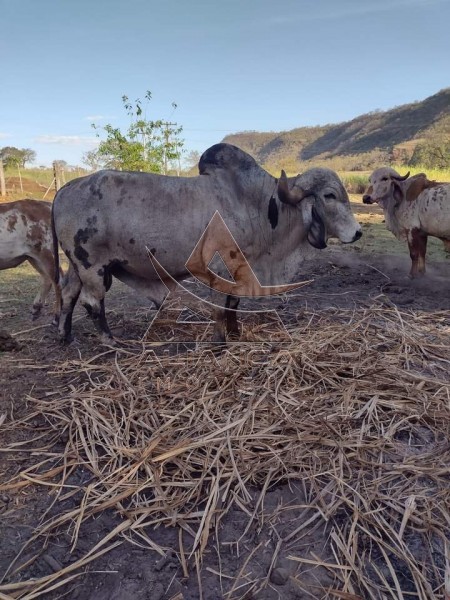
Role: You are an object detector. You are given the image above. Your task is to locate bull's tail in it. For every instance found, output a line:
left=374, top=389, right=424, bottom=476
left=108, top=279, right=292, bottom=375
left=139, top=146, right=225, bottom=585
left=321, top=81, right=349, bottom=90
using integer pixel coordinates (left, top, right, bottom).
left=51, top=200, right=60, bottom=286
left=51, top=199, right=62, bottom=325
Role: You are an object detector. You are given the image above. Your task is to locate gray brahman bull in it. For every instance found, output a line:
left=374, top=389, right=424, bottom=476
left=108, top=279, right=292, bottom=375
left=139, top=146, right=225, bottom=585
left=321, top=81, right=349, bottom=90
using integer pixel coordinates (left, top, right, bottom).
left=0, top=199, right=61, bottom=321
left=363, top=167, right=450, bottom=277
left=52, top=143, right=362, bottom=343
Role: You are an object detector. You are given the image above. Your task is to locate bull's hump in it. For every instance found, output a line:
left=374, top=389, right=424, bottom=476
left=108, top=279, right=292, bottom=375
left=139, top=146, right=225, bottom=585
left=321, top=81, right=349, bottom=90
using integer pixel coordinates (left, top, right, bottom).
left=199, top=143, right=260, bottom=175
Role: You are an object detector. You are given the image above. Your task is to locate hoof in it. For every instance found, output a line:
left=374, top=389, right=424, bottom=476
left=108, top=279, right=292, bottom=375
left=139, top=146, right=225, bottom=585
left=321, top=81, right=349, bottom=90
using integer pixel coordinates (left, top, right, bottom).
left=408, top=272, right=425, bottom=280
left=59, top=334, right=74, bottom=346
left=227, top=329, right=241, bottom=342
left=100, top=334, right=116, bottom=347
left=211, top=330, right=226, bottom=344
left=31, top=302, right=43, bottom=318
left=211, top=342, right=227, bottom=355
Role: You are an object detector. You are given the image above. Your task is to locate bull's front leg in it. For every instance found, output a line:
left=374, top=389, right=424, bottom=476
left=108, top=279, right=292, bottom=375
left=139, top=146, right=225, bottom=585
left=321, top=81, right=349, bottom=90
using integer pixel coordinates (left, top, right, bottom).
left=408, top=229, right=427, bottom=278
left=225, top=295, right=240, bottom=340
left=210, top=293, right=241, bottom=343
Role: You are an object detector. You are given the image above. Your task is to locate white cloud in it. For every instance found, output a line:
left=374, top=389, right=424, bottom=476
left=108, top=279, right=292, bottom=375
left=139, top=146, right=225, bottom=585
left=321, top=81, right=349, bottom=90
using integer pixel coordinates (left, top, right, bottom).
left=0, top=132, right=12, bottom=139
left=34, top=135, right=99, bottom=148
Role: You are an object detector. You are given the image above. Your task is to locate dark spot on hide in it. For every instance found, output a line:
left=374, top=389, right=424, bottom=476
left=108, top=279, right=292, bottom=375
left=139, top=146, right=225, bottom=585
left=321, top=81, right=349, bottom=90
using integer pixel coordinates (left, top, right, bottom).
left=21, top=214, right=27, bottom=226
left=99, top=265, right=112, bottom=291
left=7, top=215, right=17, bottom=232
left=268, top=196, right=279, bottom=229
left=117, top=198, right=123, bottom=205
left=73, top=220, right=98, bottom=269
left=129, top=238, right=135, bottom=244
left=89, top=184, right=103, bottom=200
left=74, top=244, right=91, bottom=269
left=230, top=250, right=237, bottom=259
left=150, top=248, right=156, bottom=255
left=27, top=223, right=44, bottom=243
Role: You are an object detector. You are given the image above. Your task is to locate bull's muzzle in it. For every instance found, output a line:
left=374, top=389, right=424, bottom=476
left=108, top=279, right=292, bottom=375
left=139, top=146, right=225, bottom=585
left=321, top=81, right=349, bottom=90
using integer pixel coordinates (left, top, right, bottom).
left=362, top=194, right=373, bottom=204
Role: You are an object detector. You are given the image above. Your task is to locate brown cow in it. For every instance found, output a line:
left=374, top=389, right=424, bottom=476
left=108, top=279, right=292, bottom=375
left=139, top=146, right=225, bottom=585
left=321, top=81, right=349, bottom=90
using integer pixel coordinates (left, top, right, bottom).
left=363, top=168, right=450, bottom=277
left=0, top=199, right=61, bottom=320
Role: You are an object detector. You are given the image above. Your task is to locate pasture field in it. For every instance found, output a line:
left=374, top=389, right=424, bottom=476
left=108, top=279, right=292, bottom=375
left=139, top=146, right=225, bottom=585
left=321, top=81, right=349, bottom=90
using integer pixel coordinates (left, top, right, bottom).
left=0, top=199, right=450, bottom=599
left=2, top=164, right=450, bottom=203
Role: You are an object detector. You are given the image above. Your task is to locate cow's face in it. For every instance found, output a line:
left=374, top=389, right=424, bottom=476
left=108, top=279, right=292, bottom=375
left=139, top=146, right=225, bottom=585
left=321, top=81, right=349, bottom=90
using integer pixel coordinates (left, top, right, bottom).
left=363, top=168, right=410, bottom=208
left=278, top=169, right=362, bottom=248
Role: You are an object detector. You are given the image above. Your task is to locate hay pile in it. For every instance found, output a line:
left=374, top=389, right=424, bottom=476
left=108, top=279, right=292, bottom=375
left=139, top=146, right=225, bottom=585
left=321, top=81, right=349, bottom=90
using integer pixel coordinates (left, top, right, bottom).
left=1, top=304, right=450, bottom=599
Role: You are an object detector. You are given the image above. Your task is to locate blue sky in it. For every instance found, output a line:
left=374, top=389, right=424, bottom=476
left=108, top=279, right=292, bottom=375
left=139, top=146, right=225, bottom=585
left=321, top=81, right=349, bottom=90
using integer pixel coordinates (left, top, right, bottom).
left=1, top=0, right=449, bottom=167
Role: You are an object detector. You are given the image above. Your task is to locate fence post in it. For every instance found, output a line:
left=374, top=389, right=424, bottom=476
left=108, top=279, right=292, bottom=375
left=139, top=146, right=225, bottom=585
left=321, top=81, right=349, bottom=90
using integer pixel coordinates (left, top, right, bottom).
left=0, top=159, right=5, bottom=198
left=53, top=161, right=62, bottom=192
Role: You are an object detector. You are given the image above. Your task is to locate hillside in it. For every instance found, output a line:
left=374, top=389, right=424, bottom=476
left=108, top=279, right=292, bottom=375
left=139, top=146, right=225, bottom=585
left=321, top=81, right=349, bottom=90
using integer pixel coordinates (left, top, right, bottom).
left=222, top=88, right=450, bottom=172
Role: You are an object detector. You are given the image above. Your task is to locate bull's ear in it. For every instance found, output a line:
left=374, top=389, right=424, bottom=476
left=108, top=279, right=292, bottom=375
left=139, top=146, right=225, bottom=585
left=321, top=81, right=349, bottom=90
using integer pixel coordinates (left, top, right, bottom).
left=392, top=181, right=404, bottom=205
left=307, top=204, right=327, bottom=249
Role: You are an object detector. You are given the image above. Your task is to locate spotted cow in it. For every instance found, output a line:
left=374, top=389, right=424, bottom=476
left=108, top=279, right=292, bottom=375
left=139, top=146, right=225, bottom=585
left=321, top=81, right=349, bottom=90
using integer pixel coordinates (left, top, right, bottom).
left=363, top=168, right=450, bottom=277
left=52, top=143, right=362, bottom=343
left=0, top=199, right=61, bottom=320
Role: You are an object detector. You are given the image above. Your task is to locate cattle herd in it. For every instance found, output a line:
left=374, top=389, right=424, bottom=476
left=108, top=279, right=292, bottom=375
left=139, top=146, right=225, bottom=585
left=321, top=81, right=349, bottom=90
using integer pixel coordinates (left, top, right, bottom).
left=1, top=143, right=449, bottom=345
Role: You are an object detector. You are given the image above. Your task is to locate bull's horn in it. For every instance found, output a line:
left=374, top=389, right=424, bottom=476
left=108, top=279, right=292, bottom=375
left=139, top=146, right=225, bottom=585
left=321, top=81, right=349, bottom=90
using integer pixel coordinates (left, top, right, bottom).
left=278, top=170, right=311, bottom=205
left=391, top=171, right=410, bottom=181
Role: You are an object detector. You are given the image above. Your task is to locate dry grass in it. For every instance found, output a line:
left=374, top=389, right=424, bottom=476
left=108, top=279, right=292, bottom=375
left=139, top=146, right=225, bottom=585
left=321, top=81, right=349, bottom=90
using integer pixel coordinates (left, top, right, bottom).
left=1, top=303, right=450, bottom=599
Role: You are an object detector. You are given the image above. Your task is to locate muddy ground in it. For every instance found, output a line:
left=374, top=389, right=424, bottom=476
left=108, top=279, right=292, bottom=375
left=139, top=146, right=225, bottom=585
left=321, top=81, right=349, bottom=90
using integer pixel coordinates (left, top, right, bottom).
left=1, top=243, right=449, bottom=599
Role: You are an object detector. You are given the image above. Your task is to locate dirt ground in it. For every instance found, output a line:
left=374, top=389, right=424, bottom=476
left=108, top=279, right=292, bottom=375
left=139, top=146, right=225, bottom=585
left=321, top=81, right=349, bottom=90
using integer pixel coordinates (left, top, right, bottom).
left=1, top=231, right=450, bottom=599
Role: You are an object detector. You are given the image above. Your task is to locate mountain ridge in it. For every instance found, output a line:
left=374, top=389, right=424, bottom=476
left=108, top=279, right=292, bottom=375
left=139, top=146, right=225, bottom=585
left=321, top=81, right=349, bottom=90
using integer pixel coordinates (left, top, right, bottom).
left=222, top=88, right=450, bottom=171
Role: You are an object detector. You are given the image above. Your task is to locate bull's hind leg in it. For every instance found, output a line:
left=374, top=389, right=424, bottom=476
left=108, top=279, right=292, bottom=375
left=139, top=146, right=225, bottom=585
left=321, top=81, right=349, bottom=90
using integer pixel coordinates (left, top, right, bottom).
left=27, top=263, right=52, bottom=320
left=28, top=250, right=61, bottom=325
left=58, top=264, right=82, bottom=343
left=78, top=269, right=113, bottom=344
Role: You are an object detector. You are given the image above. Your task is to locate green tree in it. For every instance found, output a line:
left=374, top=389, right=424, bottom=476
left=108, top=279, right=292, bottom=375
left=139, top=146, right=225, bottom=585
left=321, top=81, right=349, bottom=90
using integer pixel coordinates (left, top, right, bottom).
left=82, top=149, right=105, bottom=171
left=22, top=148, right=36, bottom=167
left=409, top=116, right=450, bottom=170
left=185, top=150, right=201, bottom=170
left=91, top=91, right=184, bottom=174
left=0, top=146, right=36, bottom=168
left=409, top=140, right=450, bottom=170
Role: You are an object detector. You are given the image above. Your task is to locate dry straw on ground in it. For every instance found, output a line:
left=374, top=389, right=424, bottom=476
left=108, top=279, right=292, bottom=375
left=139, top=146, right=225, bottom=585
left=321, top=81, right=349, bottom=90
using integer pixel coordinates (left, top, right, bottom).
left=1, top=303, right=449, bottom=599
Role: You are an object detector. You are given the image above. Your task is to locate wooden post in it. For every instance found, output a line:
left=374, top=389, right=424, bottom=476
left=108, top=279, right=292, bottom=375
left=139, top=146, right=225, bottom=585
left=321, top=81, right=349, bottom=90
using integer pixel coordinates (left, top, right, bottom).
left=0, top=159, right=5, bottom=198
left=53, top=161, right=61, bottom=192
left=17, top=164, right=23, bottom=193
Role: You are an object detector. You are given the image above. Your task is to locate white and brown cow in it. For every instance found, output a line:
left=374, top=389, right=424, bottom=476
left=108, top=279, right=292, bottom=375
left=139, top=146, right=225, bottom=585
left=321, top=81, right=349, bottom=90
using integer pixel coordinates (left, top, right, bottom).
left=0, top=199, right=61, bottom=320
left=363, top=168, right=450, bottom=277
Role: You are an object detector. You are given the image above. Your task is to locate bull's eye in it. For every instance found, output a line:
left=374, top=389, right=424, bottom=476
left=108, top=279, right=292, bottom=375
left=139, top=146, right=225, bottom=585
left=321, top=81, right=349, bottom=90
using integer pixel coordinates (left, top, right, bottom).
left=381, top=177, right=388, bottom=181
left=324, top=193, right=336, bottom=200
